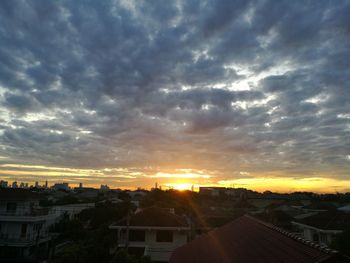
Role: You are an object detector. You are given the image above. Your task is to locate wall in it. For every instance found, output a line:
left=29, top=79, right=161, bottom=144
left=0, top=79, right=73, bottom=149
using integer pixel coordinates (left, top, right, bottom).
left=119, top=229, right=188, bottom=262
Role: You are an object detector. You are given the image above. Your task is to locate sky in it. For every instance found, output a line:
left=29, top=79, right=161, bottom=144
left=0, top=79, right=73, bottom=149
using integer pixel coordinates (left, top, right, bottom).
left=0, top=0, right=349, bottom=192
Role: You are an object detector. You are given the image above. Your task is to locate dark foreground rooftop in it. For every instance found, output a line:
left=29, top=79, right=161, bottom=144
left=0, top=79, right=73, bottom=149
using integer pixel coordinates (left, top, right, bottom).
left=170, top=215, right=350, bottom=263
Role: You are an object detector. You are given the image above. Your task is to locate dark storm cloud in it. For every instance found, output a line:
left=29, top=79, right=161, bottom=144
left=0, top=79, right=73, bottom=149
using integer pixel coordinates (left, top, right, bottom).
left=0, top=0, right=350, bottom=185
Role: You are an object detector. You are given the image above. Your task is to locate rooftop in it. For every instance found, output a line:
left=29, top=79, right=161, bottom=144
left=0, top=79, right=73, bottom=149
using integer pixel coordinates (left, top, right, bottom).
left=295, top=211, right=350, bottom=231
left=170, top=215, right=350, bottom=263
left=111, top=207, right=189, bottom=228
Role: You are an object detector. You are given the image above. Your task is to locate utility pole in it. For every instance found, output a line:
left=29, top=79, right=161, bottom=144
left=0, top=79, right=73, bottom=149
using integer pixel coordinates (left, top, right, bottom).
left=125, top=208, right=130, bottom=252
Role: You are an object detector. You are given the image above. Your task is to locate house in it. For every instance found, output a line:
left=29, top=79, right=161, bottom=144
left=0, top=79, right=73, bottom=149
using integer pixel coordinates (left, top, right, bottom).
left=170, top=215, right=350, bottom=263
left=0, top=188, right=56, bottom=262
left=109, top=207, right=190, bottom=262
left=74, top=187, right=99, bottom=199
left=292, top=211, right=350, bottom=246
left=52, top=183, right=70, bottom=191
left=52, top=203, right=95, bottom=221
left=199, top=187, right=227, bottom=196
left=338, top=204, right=350, bottom=213
left=126, top=190, right=148, bottom=207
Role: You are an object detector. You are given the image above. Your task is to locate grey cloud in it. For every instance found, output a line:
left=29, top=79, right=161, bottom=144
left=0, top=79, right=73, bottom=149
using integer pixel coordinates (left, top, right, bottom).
left=0, top=0, right=349, bottom=186
left=3, top=93, right=40, bottom=113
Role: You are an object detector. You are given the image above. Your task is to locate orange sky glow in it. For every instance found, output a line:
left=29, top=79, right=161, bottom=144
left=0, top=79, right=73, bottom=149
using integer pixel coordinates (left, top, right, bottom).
left=1, top=164, right=350, bottom=193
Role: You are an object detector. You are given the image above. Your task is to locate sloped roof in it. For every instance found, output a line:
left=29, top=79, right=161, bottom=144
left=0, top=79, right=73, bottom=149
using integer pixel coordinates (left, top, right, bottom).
left=170, top=215, right=348, bottom=263
left=113, top=207, right=189, bottom=227
left=0, top=188, right=43, bottom=200
left=295, top=211, right=350, bottom=230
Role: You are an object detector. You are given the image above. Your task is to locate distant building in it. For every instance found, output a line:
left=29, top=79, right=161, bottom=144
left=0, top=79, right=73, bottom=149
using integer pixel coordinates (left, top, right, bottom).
left=75, top=187, right=99, bottom=199
left=35, top=181, right=39, bottom=188
left=170, top=215, right=349, bottom=263
left=126, top=190, right=147, bottom=208
left=52, top=203, right=95, bottom=220
left=44, top=181, right=48, bottom=189
left=292, top=211, right=350, bottom=246
left=0, top=180, right=8, bottom=188
left=12, top=181, right=18, bottom=188
left=199, top=187, right=227, bottom=196
left=52, top=183, right=70, bottom=191
left=79, top=182, right=83, bottom=189
left=100, top=184, right=109, bottom=191
left=0, top=189, right=55, bottom=262
left=109, top=207, right=190, bottom=262
left=337, top=204, right=350, bottom=213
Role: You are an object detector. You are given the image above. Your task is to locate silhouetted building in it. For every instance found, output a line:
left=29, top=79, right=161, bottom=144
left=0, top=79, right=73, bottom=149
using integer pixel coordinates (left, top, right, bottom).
left=0, top=180, right=8, bottom=188
left=0, top=189, right=55, bottom=262
left=52, top=183, right=70, bottom=191
left=110, top=207, right=190, bottom=262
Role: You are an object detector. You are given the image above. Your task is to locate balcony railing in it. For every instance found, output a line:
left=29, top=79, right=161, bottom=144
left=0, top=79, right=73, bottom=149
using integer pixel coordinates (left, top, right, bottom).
left=0, top=207, right=51, bottom=217
left=0, top=233, right=50, bottom=245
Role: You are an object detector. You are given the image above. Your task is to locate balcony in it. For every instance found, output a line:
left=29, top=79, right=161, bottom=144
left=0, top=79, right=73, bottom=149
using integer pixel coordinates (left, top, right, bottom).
left=0, top=233, right=51, bottom=247
left=0, top=208, right=56, bottom=222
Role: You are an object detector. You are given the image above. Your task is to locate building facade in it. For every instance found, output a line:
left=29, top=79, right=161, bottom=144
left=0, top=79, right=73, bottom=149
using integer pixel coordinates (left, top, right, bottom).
left=0, top=189, right=55, bottom=262
left=110, top=207, right=190, bottom=262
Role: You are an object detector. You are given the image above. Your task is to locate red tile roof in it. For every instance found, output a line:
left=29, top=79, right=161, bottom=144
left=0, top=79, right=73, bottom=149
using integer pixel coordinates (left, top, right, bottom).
left=170, top=215, right=348, bottom=263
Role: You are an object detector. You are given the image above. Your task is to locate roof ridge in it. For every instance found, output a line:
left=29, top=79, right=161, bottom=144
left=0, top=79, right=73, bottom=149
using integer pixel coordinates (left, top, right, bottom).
left=244, top=214, right=338, bottom=256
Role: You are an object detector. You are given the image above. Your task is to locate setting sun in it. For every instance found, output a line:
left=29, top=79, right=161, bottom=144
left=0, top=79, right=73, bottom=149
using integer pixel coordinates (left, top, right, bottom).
left=164, top=183, right=194, bottom=191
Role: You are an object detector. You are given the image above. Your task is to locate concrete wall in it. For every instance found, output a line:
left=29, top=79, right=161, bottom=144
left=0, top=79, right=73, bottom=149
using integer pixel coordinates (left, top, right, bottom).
left=301, top=227, right=337, bottom=246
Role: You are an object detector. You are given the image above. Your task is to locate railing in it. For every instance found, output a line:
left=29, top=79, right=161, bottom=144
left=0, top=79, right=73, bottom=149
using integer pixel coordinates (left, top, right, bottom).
left=0, top=207, right=51, bottom=216
left=0, top=233, right=50, bottom=244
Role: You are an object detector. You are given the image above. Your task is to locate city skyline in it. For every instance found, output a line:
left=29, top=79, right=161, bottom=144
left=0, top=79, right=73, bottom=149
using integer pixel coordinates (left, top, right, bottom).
left=0, top=0, right=350, bottom=193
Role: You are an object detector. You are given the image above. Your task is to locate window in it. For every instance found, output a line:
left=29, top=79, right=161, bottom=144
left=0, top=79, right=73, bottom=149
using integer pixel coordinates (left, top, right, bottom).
left=320, top=233, right=328, bottom=243
left=156, top=230, right=173, bottom=242
left=6, top=203, right=17, bottom=213
left=33, top=223, right=42, bottom=231
left=20, top=224, right=27, bottom=238
left=129, top=230, right=145, bottom=242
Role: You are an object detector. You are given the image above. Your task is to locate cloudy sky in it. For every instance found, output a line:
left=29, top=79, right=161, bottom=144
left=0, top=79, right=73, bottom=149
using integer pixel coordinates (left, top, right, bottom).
left=0, top=0, right=349, bottom=192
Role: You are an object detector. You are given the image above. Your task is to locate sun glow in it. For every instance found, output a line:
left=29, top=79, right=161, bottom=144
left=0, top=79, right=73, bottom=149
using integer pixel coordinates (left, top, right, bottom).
left=218, top=177, right=350, bottom=193
left=152, top=172, right=210, bottom=179
left=164, top=183, right=194, bottom=191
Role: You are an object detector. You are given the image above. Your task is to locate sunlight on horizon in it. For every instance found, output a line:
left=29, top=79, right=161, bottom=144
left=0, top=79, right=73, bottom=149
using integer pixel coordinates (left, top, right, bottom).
left=1, top=163, right=350, bottom=193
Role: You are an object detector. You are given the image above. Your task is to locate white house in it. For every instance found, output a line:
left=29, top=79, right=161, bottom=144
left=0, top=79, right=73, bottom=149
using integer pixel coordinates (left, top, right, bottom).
left=292, top=210, right=349, bottom=246
left=0, top=188, right=56, bottom=262
left=109, top=207, right=190, bottom=262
